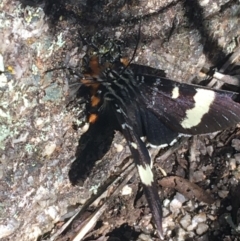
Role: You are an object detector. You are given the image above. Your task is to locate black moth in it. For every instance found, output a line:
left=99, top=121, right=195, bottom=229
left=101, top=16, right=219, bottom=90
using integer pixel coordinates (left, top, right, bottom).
left=68, top=51, right=240, bottom=239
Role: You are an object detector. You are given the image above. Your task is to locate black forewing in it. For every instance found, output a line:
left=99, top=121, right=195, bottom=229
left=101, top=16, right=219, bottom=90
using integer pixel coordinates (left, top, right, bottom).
left=114, top=101, right=164, bottom=239
left=140, top=74, right=240, bottom=135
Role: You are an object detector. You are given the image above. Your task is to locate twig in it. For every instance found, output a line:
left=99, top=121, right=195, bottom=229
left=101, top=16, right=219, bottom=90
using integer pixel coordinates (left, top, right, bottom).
left=72, top=163, right=136, bottom=241
left=50, top=159, right=135, bottom=241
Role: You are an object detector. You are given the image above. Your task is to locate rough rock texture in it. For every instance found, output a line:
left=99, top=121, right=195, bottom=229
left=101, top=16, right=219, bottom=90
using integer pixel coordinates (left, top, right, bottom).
left=0, top=0, right=240, bottom=240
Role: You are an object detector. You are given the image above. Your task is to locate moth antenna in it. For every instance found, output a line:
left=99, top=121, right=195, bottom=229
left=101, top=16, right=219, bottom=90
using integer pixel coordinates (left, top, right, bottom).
left=119, top=19, right=142, bottom=74
left=45, top=66, right=81, bottom=75
left=128, top=18, right=142, bottom=65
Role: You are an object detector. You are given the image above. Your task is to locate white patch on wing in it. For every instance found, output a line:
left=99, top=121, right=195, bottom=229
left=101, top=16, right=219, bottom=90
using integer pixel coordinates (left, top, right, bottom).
left=171, top=86, right=179, bottom=99
left=121, top=123, right=132, bottom=130
left=130, top=142, right=138, bottom=149
left=147, top=139, right=177, bottom=148
left=82, top=123, right=90, bottom=133
left=121, top=123, right=126, bottom=129
left=181, top=88, right=215, bottom=129
left=147, top=143, right=168, bottom=148
left=137, top=164, right=154, bottom=186
left=178, top=133, right=191, bottom=138
left=169, top=138, right=177, bottom=146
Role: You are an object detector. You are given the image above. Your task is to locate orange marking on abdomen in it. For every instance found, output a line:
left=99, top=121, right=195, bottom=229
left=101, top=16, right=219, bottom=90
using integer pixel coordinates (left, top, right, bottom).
left=120, top=57, right=129, bottom=67
left=89, top=56, right=101, bottom=76
left=89, top=114, right=98, bottom=123
left=91, top=95, right=100, bottom=106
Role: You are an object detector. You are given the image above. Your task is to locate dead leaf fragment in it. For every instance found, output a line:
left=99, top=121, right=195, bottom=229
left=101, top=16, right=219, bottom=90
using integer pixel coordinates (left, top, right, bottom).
left=159, top=176, right=214, bottom=204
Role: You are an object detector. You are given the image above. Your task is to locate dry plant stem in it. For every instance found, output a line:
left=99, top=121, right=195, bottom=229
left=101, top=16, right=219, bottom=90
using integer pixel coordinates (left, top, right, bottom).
left=72, top=163, right=136, bottom=241
left=69, top=139, right=189, bottom=240
left=220, top=46, right=240, bottom=73
left=189, top=136, right=198, bottom=183
left=201, top=67, right=240, bottom=88
left=51, top=159, right=135, bottom=240
left=201, top=46, right=240, bottom=88
left=213, top=72, right=240, bottom=86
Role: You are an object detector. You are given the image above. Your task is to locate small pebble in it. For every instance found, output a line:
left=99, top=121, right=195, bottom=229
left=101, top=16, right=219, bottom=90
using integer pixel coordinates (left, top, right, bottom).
left=45, top=206, right=59, bottom=221
left=137, top=233, right=152, bottom=241
left=192, top=170, right=205, bottom=182
left=28, top=226, right=42, bottom=239
left=27, top=176, right=34, bottom=186
left=199, top=0, right=209, bottom=7
left=229, top=159, right=236, bottom=170
left=35, top=118, right=44, bottom=127
left=180, top=213, right=191, bottom=230
left=115, top=31, right=121, bottom=39
left=113, top=143, right=124, bottom=152
left=177, top=227, right=187, bottom=240
left=170, top=199, right=182, bottom=214
left=207, top=214, right=217, bottom=221
left=0, top=54, right=4, bottom=72
left=0, top=73, right=7, bottom=87
left=185, top=200, right=196, bottom=212
left=206, top=145, right=214, bottom=156
left=162, top=215, right=175, bottom=229
left=215, top=200, right=221, bottom=208
left=232, top=139, right=240, bottom=151
left=43, top=143, right=56, bottom=156
left=193, top=213, right=207, bottom=223
left=196, top=223, right=208, bottom=235
left=163, top=199, right=170, bottom=207
left=0, top=218, right=19, bottom=239
left=121, top=185, right=132, bottom=196
left=218, top=190, right=229, bottom=199
left=226, top=205, right=232, bottom=211
left=234, top=153, right=240, bottom=164
left=174, top=192, right=187, bottom=204
left=162, top=207, right=170, bottom=217
left=187, top=222, right=198, bottom=231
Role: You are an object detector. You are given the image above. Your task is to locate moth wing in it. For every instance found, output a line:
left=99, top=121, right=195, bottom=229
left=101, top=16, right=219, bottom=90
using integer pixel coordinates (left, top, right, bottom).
left=140, top=75, right=240, bottom=135
left=139, top=108, right=179, bottom=146
left=115, top=106, right=164, bottom=239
